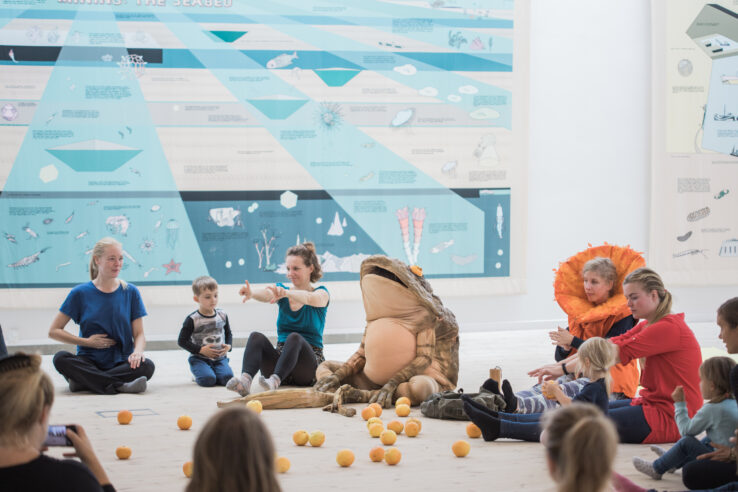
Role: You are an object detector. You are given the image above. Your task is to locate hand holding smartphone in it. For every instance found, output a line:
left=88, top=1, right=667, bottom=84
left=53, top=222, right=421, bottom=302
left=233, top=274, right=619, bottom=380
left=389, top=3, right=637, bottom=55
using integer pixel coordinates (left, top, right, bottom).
left=43, top=425, right=77, bottom=447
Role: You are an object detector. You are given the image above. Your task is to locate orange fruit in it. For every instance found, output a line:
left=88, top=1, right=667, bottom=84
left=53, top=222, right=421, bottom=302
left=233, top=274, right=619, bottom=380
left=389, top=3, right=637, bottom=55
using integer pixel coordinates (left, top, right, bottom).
left=405, top=421, right=420, bottom=437
left=466, top=422, right=482, bottom=438
left=368, top=422, right=384, bottom=438
left=380, top=429, right=397, bottom=445
left=182, top=461, right=193, bottom=478
left=361, top=406, right=377, bottom=421
left=117, top=410, right=132, bottom=425
left=309, top=430, right=325, bottom=447
left=542, top=380, right=558, bottom=400
left=395, top=404, right=410, bottom=417
left=369, top=402, right=383, bottom=417
left=395, top=396, right=411, bottom=407
left=336, top=449, right=355, bottom=467
left=177, top=415, right=193, bottom=430
left=387, top=420, right=404, bottom=435
left=366, top=417, right=382, bottom=429
left=369, top=446, right=385, bottom=462
left=276, top=456, right=290, bottom=473
left=115, top=446, right=132, bottom=460
left=293, top=430, right=309, bottom=446
left=246, top=400, right=263, bottom=414
left=452, top=440, right=471, bottom=457
left=384, top=447, right=402, bottom=465
left=407, top=417, right=422, bottom=431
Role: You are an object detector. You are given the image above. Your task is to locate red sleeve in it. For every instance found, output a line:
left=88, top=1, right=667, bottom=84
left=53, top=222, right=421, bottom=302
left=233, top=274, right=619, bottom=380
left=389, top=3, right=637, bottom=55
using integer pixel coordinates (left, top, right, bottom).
left=613, top=319, right=683, bottom=365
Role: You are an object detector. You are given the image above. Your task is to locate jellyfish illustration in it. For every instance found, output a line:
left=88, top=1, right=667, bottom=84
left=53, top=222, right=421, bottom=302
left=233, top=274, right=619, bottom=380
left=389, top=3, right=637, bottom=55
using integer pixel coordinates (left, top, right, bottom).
left=166, top=219, right=179, bottom=249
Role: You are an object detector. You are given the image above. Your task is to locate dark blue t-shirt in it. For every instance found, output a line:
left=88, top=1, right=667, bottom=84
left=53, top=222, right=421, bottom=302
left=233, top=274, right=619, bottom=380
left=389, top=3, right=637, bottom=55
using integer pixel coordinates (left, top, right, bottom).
left=573, top=378, right=609, bottom=414
left=60, top=281, right=147, bottom=370
left=275, top=283, right=328, bottom=348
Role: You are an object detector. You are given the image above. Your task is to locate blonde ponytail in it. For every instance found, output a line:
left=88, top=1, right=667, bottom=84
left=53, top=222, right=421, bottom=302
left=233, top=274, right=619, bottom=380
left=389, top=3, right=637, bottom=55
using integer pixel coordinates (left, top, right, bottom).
left=624, top=267, right=671, bottom=323
left=577, top=337, right=617, bottom=394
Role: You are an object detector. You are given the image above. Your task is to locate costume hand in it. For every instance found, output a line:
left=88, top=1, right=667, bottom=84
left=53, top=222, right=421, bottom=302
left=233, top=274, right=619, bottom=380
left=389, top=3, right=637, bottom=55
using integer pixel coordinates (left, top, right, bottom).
left=549, top=326, right=574, bottom=347
left=314, top=375, right=340, bottom=393
left=370, top=382, right=398, bottom=408
left=239, top=280, right=252, bottom=302
left=266, top=284, right=287, bottom=303
left=199, top=345, right=220, bottom=359
left=698, top=442, right=734, bottom=462
left=528, top=363, right=563, bottom=383
left=85, top=333, right=116, bottom=349
left=671, top=385, right=685, bottom=402
left=128, top=351, right=145, bottom=370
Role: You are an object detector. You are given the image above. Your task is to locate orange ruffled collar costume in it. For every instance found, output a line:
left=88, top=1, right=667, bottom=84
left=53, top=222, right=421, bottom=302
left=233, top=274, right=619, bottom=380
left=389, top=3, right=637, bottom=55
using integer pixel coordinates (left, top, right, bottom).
left=554, top=244, right=646, bottom=397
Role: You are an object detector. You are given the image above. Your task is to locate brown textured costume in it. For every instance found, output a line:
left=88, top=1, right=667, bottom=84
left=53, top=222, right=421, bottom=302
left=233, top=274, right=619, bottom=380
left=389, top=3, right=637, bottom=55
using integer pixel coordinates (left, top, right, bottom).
left=314, top=255, right=459, bottom=407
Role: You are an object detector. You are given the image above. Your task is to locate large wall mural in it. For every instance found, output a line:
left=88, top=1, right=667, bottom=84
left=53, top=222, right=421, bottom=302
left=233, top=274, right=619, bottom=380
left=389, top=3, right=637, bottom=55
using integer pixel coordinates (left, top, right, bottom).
left=0, top=0, right=528, bottom=300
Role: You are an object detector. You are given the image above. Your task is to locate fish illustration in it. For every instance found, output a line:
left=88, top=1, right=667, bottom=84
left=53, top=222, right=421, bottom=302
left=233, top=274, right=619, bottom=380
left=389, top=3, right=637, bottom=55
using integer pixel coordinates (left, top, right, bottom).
left=55, top=261, right=71, bottom=272
left=129, top=167, right=141, bottom=177
left=266, top=51, right=298, bottom=69
left=75, top=230, right=88, bottom=240
left=43, top=218, right=53, bottom=225
left=430, top=239, right=454, bottom=253
left=359, top=171, right=375, bottom=182
left=45, top=112, right=57, bottom=125
left=126, top=126, right=132, bottom=134
left=143, top=267, right=156, bottom=278
left=122, top=249, right=141, bottom=267
left=4, top=232, right=17, bottom=243
left=715, top=189, right=730, bottom=200
left=9, top=49, right=17, bottom=63
left=65, top=211, right=74, bottom=223
left=7, top=247, right=49, bottom=268
left=676, top=231, right=692, bottom=242
left=22, top=224, right=38, bottom=239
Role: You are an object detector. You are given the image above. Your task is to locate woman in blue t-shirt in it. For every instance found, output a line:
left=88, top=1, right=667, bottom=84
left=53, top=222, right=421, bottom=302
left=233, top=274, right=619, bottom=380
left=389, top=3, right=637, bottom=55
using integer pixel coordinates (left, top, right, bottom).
left=227, top=242, right=329, bottom=396
left=48, top=237, right=155, bottom=394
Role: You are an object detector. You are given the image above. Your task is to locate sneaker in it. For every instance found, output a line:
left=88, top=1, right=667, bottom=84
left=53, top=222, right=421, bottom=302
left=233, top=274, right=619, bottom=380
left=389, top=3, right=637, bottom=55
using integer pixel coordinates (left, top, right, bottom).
left=632, top=457, right=663, bottom=480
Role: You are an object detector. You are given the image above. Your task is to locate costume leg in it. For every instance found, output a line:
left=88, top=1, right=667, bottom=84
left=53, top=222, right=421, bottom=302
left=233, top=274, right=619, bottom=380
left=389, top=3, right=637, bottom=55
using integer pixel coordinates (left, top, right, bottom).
left=271, top=332, right=318, bottom=386
left=188, top=356, right=216, bottom=387
left=212, top=358, right=234, bottom=386
left=315, top=360, right=378, bottom=390
left=241, top=332, right=279, bottom=377
left=396, top=375, right=440, bottom=405
left=315, top=360, right=342, bottom=382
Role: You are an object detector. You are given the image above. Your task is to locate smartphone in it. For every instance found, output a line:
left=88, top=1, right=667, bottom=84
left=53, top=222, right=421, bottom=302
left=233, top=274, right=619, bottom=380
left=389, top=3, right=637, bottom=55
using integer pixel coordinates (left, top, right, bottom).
left=43, top=425, right=76, bottom=447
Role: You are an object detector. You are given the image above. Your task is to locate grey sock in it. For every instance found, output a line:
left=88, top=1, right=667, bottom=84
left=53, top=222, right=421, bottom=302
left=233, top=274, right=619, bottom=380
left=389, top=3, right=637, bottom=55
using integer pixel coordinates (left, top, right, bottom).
left=648, top=446, right=676, bottom=473
left=226, top=373, right=252, bottom=397
left=117, top=376, right=147, bottom=394
left=633, top=457, right=662, bottom=480
left=259, top=374, right=281, bottom=391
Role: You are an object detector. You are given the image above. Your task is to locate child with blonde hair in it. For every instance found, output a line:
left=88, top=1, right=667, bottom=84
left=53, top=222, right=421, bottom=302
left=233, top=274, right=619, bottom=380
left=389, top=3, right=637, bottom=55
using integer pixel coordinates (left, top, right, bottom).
left=633, top=356, right=738, bottom=480
left=463, top=337, right=616, bottom=441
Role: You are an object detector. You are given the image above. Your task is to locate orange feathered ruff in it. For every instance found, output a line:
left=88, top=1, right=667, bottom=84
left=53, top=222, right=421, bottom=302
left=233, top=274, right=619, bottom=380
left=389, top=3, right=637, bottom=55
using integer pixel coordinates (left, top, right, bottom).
left=554, top=244, right=646, bottom=398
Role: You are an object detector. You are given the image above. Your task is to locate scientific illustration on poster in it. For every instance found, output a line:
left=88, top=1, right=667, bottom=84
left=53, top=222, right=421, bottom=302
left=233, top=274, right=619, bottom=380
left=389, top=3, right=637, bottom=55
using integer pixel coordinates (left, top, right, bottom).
left=0, top=0, right=525, bottom=290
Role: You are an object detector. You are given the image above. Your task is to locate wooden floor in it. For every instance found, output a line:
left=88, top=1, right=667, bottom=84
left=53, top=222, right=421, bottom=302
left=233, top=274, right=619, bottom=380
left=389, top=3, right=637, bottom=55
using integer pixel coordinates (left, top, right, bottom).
left=36, top=323, right=723, bottom=492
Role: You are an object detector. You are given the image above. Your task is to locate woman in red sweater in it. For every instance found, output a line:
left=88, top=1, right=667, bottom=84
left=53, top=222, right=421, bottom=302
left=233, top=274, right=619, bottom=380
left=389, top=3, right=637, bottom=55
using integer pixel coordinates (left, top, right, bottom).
left=530, top=267, right=702, bottom=444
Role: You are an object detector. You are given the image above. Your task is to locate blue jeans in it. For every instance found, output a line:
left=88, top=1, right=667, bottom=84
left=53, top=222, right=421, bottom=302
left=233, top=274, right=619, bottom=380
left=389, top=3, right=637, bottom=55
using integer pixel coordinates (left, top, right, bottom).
left=608, top=399, right=652, bottom=443
left=188, top=355, right=233, bottom=387
left=653, top=435, right=712, bottom=474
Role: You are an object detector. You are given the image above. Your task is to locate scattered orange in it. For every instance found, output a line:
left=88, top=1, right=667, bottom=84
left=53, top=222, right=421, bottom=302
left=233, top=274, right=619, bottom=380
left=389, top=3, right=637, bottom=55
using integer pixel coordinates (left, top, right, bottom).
left=361, top=406, right=377, bottom=420
left=452, top=440, right=471, bottom=457
left=115, top=446, right=132, bottom=460
left=542, top=380, right=558, bottom=400
left=380, top=429, right=397, bottom=445
left=369, top=402, right=383, bottom=417
left=177, top=415, right=193, bottom=430
left=276, top=456, right=290, bottom=473
left=369, top=446, right=385, bottom=462
left=384, top=447, right=402, bottom=465
left=293, top=430, right=309, bottom=446
left=366, top=417, right=382, bottom=429
left=395, top=404, right=411, bottom=417
left=246, top=400, right=263, bottom=414
left=387, top=420, right=404, bottom=435
left=395, top=396, right=411, bottom=407
left=117, top=410, right=132, bottom=425
left=405, top=420, right=420, bottom=437
left=407, top=417, right=422, bottom=431
left=336, top=449, right=355, bottom=467
left=309, top=430, right=325, bottom=447
left=466, top=422, right=482, bottom=438
left=182, top=461, right=193, bottom=478
left=368, top=422, right=384, bottom=438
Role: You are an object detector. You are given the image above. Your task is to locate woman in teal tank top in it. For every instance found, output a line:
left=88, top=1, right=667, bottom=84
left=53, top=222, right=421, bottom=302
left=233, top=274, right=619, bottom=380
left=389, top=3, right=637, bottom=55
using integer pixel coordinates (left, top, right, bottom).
left=227, top=242, right=330, bottom=396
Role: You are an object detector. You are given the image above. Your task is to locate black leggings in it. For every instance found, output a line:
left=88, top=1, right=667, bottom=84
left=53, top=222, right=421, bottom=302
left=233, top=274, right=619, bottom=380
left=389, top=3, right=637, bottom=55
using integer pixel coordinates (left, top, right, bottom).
left=241, top=332, right=318, bottom=386
left=682, top=458, right=738, bottom=490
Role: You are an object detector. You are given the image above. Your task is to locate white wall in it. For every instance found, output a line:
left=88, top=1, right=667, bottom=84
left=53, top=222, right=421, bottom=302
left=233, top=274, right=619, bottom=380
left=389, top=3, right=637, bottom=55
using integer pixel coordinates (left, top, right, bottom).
left=3, top=0, right=734, bottom=348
